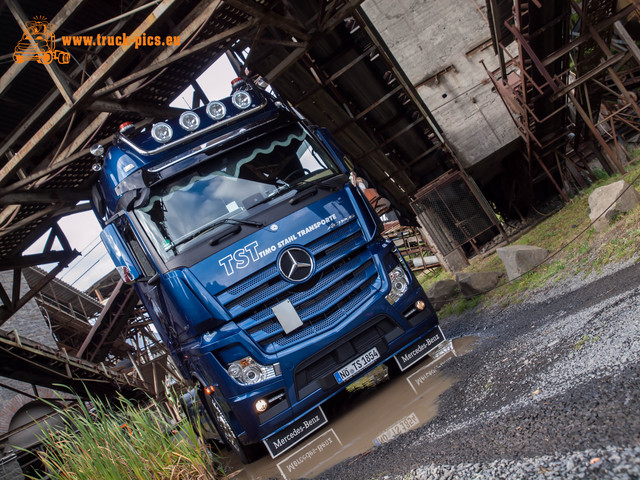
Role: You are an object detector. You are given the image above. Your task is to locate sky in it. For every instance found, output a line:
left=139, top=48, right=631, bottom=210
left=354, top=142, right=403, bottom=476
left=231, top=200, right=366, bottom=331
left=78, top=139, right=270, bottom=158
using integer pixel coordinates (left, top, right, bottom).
left=27, top=55, right=239, bottom=292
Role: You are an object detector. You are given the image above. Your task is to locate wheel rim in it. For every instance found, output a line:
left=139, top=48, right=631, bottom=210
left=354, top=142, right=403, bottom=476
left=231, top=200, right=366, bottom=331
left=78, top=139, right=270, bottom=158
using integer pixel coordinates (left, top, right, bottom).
left=207, top=393, right=241, bottom=453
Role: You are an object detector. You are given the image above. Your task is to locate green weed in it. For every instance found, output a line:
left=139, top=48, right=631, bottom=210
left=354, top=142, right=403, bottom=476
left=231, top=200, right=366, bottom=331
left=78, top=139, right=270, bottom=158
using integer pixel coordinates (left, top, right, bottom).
left=30, top=391, right=223, bottom=480
left=574, top=334, right=600, bottom=350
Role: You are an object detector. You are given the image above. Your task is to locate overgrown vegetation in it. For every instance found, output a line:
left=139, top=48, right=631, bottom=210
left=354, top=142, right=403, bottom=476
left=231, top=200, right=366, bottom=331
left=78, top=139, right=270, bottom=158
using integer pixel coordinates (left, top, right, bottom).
left=419, top=151, right=640, bottom=317
left=31, top=392, right=223, bottom=480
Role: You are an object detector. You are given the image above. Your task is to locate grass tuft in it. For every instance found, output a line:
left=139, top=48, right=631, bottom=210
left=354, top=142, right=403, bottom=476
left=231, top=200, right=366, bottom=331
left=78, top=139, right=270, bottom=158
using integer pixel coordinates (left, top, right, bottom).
left=30, top=391, right=224, bottom=480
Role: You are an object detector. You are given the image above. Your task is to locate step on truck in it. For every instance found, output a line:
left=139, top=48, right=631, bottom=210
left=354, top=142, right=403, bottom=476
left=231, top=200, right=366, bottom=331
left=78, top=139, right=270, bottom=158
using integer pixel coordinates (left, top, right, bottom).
left=91, top=77, right=444, bottom=462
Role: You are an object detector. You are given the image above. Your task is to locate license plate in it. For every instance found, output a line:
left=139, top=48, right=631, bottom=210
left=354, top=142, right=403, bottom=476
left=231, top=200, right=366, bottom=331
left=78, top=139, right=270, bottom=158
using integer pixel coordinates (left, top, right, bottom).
left=333, top=347, right=380, bottom=384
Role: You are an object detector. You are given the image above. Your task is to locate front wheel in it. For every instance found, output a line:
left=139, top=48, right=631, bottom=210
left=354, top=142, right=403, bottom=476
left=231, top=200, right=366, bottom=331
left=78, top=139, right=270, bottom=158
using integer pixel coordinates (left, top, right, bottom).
left=199, top=385, right=262, bottom=464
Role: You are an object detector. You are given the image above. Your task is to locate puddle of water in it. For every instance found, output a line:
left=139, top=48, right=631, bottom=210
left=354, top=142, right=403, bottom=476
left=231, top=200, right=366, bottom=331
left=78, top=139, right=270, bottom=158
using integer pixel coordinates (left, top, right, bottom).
left=224, top=336, right=479, bottom=480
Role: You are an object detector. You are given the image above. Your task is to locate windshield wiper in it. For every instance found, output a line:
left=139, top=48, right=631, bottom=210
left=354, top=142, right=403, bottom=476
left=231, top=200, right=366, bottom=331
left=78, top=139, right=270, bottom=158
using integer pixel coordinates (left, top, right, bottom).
left=172, top=218, right=264, bottom=248
left=250, top=176, right=339, bottom=209
left=287, top=177, right=340, bottom=205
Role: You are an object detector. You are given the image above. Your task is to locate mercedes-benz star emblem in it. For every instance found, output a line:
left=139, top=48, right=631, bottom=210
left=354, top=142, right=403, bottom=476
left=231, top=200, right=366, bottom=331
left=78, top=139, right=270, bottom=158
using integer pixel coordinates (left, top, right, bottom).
left=278, top=247, right=314, bottom=283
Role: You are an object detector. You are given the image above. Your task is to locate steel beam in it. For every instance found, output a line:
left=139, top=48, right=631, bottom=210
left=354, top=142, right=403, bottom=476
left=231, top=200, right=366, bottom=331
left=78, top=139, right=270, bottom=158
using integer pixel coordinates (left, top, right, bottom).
left=567, top=91, right=625, bottom=174
left=92, top=20, right=256, bottom=98
left=0, top=189, right=91, bottom=205
left=223, top=0, right=310, bottom=40
left=614, top=20, right=640, bottom=66
left=541, top=4, right=636, bottom=67
left=0, top=203, right=92, bottom=238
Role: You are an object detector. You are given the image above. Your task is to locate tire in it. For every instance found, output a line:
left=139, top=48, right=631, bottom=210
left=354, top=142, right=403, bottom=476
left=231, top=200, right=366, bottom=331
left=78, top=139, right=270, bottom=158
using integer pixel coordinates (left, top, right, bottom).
left=198, top=385, right=263, bottom=464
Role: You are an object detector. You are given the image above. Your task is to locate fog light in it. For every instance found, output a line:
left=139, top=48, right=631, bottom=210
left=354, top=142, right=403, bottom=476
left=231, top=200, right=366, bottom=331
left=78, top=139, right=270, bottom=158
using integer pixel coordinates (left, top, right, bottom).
left=415, top=300, right=426, bottom=310
left=255, top=399, right=268, bottom=413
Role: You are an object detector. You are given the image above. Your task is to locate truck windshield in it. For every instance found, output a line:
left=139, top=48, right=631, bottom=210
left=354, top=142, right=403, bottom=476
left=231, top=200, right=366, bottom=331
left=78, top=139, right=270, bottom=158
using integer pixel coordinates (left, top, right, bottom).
left=134, top=126, right=341, bottom=260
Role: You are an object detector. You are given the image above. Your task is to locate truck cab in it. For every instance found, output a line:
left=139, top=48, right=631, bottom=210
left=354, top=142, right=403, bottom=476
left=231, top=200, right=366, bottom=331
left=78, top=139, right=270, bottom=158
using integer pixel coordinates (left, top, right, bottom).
left=92, top=79, right=443, bottom=462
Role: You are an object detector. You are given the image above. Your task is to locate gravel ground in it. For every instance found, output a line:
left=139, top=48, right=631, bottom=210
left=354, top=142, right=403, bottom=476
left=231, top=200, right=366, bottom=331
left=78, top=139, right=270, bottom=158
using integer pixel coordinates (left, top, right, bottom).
left=314, top=259, right=640, bottom=479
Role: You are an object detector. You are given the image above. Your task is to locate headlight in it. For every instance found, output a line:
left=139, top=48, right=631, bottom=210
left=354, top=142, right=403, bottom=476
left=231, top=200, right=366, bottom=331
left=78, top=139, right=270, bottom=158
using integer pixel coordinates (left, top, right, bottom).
left=385, top=266, right=409, bottom=305
left=227, top=356, right=280, bottom=385
left=232, top=91, right=252, bottom=109
left=179, top=111, right=200, bottom=131
left=206, top=101, right=226, bottom=120
left=151, top=122, right=173, bottom=143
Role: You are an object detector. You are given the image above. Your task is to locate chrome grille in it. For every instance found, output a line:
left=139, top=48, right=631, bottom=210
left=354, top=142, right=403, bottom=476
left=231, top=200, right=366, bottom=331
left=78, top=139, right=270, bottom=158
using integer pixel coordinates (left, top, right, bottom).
left=218, top=218, right=381, bottom=352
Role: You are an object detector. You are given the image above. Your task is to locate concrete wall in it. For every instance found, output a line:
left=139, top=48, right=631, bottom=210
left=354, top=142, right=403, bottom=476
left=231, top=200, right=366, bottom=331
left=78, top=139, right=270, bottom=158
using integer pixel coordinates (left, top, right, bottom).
left=362, top=0, right=520, bottom=169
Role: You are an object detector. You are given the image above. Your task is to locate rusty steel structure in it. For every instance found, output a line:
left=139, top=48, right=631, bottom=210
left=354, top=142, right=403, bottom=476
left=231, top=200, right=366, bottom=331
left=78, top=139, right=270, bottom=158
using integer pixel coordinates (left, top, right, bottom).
left=23, top=267, right=182, bottom=396
left=485, top=0, right=640, bottom=203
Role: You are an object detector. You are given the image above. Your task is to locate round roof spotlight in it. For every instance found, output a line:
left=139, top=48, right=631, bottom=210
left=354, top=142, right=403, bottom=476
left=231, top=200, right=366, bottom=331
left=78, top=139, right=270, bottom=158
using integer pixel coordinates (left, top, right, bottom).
left=232, top=90, right=252, bottom=110
left=179, top=111, right=200, bottom=132
left=151, top=122, right=173, bottom=143
left=206, top=101, right=226, bottom=120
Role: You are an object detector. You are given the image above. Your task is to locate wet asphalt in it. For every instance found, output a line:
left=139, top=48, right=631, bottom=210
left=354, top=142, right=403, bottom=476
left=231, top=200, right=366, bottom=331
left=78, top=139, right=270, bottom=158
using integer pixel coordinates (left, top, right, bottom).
left=313, top=260, right=640, bottom=479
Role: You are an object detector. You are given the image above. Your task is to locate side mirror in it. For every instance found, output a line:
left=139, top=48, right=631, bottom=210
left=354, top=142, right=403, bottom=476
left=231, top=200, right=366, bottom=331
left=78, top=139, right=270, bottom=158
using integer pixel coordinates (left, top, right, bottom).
left=100, top=224, right=143, bottom=284
left=117, top=187, right=150, bottom=211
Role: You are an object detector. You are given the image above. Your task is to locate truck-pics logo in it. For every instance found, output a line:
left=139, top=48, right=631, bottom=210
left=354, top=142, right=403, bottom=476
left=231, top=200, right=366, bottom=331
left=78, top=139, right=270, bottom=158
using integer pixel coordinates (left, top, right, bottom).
left=13, top=16, right=70, bottom=65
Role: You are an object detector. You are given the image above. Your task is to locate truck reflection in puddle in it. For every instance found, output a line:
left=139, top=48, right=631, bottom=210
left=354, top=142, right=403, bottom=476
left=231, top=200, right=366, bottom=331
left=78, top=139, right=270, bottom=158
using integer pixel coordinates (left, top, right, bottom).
left=226, top=336, right=478, bottom=479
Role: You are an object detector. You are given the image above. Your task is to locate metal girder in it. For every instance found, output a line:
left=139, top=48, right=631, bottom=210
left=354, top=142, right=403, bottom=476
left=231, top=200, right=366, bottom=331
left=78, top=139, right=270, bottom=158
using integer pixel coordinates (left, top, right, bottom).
left=95, top=0, right=223, bottom=102
left=0, top=188, right=91, bottom=206
left=321, top=0, right=365, bottom=32
left=264, top=45, right=309, bottom=83
left=0, top=225, right=78, bottom=326
left=87, top=100, right=181, bottom=117
left=0, top=202, right=92, bottom=238
left=614, top=20, right=640, bottom=66
left=0, top=0, right=156, bottom=163
left=223, top=0, right=310, bottom=40
left=76, top=280, right=139, bottom=363
left=541, top=4, right=636, bottom=67
left=0, top=0, right=181, bottom=187
left=550, top=52, right=626, bottom=100
left=0, top=329, right=152, bottom=398
left=92, top=20, right=257, bottom=99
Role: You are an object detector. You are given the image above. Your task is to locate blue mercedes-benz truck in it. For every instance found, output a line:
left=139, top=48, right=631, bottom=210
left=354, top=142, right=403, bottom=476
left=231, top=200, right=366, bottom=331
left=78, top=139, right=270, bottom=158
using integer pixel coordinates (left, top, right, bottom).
left=91, top=78, right=443, bottom=462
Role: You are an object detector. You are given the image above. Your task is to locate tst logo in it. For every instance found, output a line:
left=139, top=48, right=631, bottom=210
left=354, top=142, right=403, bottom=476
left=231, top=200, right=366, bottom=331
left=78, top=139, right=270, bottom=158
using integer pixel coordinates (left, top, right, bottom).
left=13, top=16, right=70, bottom=65
left=218, top=241, right=260, bottom=276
